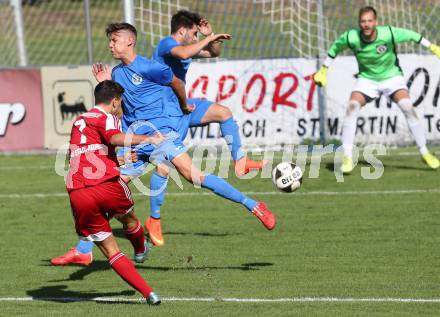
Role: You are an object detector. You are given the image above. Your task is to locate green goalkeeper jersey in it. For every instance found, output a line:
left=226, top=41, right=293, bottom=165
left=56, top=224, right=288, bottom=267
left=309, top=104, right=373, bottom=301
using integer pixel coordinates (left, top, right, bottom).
left=327, top=25, right=422, bottom=81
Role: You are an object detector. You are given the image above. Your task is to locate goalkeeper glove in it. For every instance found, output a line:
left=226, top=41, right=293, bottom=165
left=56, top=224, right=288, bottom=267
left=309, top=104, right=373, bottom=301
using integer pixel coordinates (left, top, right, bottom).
left=430, top=44, right=440, bottom=59
left=313, top=66, right=328, bottom=87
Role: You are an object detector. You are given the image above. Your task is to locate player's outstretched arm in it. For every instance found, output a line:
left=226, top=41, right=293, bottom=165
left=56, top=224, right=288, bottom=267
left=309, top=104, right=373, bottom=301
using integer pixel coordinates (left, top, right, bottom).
left=197, top=34, right=232, bottom=58
left=170, top=33, right=231, bottom=60
left=313, top=31, right=351, bottom=87
left=389, top=26, right=440, bottom=59
left=390, top=26, right=428, bottom=46
left=201, top=41, right=222, bottom=58
left=92, top=63, right=112, bottom=82
left=110, top=133, right=165, bottom=147
left=195, top=18, right=230, bottom=58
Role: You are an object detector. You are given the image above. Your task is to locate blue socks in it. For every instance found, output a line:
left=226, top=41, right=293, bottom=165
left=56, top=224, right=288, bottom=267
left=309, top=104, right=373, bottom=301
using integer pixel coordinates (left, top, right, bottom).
left=75, top=240, right=94, bottom=254
left=220, top=117, right=244, bottom=161
left=149, top=171, right=169, bottom=219
left=201, top=174, right=257, bottom=211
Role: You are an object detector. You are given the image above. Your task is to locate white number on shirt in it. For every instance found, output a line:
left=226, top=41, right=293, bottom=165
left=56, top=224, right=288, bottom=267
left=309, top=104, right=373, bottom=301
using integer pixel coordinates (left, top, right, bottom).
left=74, top=119, right=87, bottom=144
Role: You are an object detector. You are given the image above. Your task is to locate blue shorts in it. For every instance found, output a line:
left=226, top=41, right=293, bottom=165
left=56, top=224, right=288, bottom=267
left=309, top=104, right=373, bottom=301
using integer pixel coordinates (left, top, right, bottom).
left=118, top=117, right=187, bottom=177
left=187, top=98, right=214, bottom=126
left=177, top=98, right=214, bottom=141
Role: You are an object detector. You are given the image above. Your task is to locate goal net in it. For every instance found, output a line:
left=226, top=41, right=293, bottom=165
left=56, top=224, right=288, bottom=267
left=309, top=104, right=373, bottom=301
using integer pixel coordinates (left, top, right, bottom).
left=1, top=0, right=439, bottom=148
left=0, top=0, right=21, bottom=66
left=133, top=0, right=440, bottom=148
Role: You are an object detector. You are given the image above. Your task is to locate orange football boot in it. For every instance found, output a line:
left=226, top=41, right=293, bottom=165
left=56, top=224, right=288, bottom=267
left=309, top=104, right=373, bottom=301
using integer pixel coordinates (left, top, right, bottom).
left=145, top=217, right=165, bottom=246
left=235, top=157, right=268, bottom=176
left=252, top=202, right=276, bottom=230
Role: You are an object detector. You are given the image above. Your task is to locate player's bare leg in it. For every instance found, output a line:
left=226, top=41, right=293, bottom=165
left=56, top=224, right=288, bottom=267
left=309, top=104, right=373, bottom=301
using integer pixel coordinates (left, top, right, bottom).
left=94, top=234, right=160, bottom=305
left=200, top=103, right=267, bottom=176
left=341, top=91, right=367, bottom=174
left=94, top=234, right=120, bottom=258
left=171, top=152, right=276, bottom=230
left=392, top=89, right=439, bottom=169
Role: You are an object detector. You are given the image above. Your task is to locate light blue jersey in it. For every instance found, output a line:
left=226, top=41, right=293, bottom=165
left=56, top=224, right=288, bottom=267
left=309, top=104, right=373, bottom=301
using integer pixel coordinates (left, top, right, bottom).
left=153, top=37, right=195, bottom=118
left=153, top=36, right=191, bottom=83
left=111, top=55, right=187, bottom=174
left=153, top=36, right=215, bottom=126
left=112, top=55, right=175, bottom=125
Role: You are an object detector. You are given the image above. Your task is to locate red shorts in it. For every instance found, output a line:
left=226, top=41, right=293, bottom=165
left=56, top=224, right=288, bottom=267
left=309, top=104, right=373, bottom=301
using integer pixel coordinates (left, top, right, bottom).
left=69, top=178, right=133, bottom=241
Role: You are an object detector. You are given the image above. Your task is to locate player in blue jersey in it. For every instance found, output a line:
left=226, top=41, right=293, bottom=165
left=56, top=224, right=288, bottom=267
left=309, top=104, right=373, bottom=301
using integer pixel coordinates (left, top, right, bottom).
left=142, top=10, right=268, bottom=246
left=153, top=10, right=267, bottom=176
left=51, top=22, right=275, bottom=266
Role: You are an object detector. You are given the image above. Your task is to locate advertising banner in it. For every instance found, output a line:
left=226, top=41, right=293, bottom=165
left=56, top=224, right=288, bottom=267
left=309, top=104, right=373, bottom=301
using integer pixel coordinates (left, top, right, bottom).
left=0, top=69, right=44, bottom=151
left=38, top=55, right=440, bottom=151
left=185, top=54, right=440, bottom=148
left=41, top=66, right=96, bottom=149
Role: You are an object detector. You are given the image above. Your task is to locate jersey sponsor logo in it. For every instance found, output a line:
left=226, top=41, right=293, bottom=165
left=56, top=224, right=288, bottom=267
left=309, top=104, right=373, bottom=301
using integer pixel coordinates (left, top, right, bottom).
left=70, top=143, right=106, bottom=157
left=81, top=112, right=102, bottom=118
left=131, top=73, right=143, bottom=85
left=376, top=45, right=388, bottom=54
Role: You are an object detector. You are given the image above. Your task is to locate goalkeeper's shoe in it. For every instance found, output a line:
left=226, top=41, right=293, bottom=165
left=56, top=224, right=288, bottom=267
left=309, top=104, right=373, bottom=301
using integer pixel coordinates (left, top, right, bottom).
left=145, top=217, right=164, bottom=247
left=50, top=247, right=93, bottom=266
left=235, top=157, right=268, bottom=177
left=252, top=202, right=276, bottom=230
left=422, top=152, right=440, bottom=169
left=134, top=240, right=151, bottom=264
left=146, top=292, right=161, bottom=305
left=341, top=156, right=354, bottom=174
left=313, top=66, right=328, bottom=87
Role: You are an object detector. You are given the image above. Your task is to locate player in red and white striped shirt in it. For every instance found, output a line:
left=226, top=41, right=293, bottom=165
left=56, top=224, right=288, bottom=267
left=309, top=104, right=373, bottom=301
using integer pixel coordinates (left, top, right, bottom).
left=66, top=80, right=164, bottom=305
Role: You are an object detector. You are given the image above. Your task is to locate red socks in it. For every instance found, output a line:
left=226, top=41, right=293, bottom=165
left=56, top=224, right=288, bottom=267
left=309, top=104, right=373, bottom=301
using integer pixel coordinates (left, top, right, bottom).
left=124, top=221, right=146, bottom=254
left=109, top=252, right=153, bottom=298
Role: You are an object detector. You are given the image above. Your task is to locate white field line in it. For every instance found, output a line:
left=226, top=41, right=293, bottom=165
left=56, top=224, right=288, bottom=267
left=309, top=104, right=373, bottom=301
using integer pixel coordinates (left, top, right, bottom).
left=1, top=188, right=440, bottom=199
left=0, top=150, right=434, bottom=171
left=0, top=296, right=439, bottom=303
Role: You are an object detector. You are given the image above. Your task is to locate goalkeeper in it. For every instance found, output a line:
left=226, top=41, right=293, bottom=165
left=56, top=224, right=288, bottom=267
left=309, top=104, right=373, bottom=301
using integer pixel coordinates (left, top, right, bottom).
left=314, top=6, right=440, bottom=173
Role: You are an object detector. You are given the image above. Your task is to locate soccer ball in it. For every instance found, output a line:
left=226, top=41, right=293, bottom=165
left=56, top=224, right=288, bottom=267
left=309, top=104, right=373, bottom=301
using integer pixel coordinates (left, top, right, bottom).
left=272, top=162, right=303, bottom=193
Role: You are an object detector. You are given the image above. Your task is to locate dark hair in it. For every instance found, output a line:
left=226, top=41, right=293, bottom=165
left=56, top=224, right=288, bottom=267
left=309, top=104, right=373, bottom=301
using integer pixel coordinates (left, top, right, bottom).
left=171, top=10, right=202, bottom=33
left=105, top=22, right=137, bottom=39
left=94, top=80, right=124, bottom=105
left=359, top=6, right=377, bottom=20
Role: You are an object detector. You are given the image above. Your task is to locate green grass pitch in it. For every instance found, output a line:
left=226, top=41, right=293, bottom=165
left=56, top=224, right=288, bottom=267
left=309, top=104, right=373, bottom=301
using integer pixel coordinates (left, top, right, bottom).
left=0, top=148, right=439, bottom=316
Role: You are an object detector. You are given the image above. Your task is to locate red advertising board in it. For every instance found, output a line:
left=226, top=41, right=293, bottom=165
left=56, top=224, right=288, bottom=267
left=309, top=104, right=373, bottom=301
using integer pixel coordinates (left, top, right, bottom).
left=0, top=69, right=44, bottom=151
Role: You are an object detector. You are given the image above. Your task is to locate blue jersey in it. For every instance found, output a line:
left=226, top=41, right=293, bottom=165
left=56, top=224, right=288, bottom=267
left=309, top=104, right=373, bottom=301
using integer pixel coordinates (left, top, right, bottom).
left=111, top=55, right=175, bottom=124
left=153, top=36, right=193, bottom=117
left=153, top=36, right=192, bottom=83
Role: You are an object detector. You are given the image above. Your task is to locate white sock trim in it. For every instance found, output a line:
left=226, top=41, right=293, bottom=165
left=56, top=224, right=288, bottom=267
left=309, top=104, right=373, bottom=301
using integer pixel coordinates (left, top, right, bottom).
left=420, top=38, right=432, bottom=48
left=342, top=100, right=361, bottom=158
left=397, top=99, right=428, bottom=155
